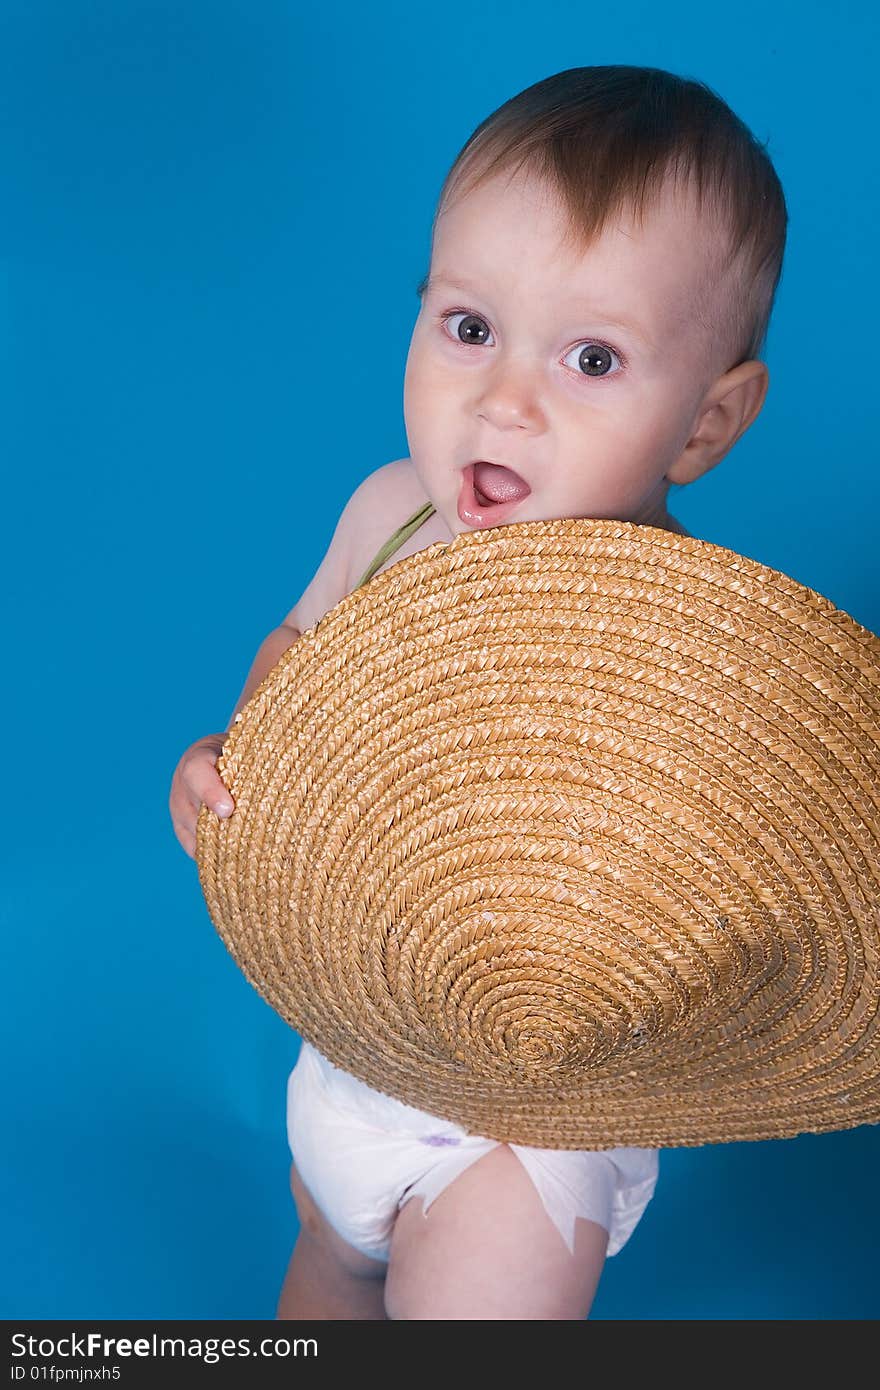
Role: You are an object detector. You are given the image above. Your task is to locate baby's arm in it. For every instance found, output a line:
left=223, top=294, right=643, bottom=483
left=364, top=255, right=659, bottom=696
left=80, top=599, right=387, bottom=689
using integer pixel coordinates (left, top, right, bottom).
left=169, top=462, right=395, bottom=859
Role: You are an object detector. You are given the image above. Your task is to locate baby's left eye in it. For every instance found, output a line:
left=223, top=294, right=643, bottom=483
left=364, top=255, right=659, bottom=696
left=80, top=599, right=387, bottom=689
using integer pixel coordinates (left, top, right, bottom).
left=563, top=342, right=622, bottom=378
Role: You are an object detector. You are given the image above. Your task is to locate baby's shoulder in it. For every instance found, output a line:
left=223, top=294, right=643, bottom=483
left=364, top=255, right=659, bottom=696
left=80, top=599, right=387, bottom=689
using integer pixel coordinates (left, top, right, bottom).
left=279, top=459, right=428, bottom=636
left=343, top=459, right=454, bottom=593
left=359, top=457, right=427, bottom=530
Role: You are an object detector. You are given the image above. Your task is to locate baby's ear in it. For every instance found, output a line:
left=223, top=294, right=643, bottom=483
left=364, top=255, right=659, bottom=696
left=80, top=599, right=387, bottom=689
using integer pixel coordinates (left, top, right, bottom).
left=666, top=361, right=770, bottom=485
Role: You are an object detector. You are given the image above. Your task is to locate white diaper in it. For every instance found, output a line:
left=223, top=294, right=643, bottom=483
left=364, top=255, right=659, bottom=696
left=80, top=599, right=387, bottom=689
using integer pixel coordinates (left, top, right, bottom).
left=286, top=1039, right=659, bottom=1264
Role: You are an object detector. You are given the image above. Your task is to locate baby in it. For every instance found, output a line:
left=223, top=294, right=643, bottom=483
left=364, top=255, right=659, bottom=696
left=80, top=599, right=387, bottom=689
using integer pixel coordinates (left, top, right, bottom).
left=170, top=64, right=786, bottom=1319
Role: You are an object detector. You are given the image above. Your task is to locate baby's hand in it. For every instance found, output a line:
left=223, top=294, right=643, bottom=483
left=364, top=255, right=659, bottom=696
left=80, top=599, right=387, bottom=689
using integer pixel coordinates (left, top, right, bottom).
left=169, top=732, right=235, bottom=861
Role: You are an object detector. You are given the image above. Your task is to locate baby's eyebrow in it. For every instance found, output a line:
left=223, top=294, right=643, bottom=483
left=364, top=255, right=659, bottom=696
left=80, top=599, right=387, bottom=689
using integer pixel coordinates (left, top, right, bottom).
left=418, top=270, right=656, bottom=351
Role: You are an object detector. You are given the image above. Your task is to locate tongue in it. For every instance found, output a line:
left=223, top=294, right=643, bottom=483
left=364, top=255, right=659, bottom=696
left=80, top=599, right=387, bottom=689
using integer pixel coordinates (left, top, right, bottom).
left=473, top=461, right=531, bottom=503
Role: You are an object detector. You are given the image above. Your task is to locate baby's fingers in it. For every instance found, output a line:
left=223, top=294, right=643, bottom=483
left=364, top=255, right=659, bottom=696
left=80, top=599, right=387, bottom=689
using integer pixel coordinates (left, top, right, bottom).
left=174, top=781, right=232, bottom=862
left=178, top=740, right=236, bottom=818
left=169, top=738, right=237, bottom=860
left=190, top=765, right=235, bottom=819
left=212, top=778, right=234, bottom=817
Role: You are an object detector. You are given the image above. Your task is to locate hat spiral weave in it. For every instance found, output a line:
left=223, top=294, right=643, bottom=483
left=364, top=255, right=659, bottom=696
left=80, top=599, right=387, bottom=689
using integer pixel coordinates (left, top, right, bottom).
left=196, top=519, right=880, bottom=1148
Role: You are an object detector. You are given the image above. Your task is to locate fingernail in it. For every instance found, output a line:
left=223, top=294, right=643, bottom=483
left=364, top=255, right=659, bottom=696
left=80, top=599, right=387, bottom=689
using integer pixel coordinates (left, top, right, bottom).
left=217, top=801, right=233, bottom=816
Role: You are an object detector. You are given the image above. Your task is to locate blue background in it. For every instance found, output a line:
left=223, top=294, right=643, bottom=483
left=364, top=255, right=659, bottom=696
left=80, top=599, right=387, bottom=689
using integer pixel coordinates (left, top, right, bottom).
left=3, top=0, right=878, bottom=1320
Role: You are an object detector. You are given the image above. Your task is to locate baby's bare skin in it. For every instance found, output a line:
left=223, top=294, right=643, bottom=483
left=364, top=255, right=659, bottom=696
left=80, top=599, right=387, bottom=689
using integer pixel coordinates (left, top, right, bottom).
left=345, top=456, right=453, bottom=588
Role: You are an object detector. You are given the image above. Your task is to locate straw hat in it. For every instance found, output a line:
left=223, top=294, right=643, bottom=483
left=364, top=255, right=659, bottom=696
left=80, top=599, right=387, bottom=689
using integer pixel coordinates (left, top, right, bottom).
left=196, top=518, right=880, bottom=1149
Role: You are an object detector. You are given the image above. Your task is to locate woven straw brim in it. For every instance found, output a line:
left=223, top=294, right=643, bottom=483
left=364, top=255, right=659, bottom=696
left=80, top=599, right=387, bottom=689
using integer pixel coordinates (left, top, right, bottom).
left=196, top=518, right=880, bottom=1149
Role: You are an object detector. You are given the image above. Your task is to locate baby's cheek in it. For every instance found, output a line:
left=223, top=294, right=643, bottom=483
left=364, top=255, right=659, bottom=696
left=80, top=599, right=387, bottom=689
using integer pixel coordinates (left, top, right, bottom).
left=404, top=375, right=444, bottom=447
left=402, top=356, right=429, bottom=429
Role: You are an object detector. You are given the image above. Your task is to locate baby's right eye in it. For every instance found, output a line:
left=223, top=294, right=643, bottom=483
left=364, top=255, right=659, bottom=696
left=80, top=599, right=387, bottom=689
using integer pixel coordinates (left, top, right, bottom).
left=439, top=311, right=494, bottom=347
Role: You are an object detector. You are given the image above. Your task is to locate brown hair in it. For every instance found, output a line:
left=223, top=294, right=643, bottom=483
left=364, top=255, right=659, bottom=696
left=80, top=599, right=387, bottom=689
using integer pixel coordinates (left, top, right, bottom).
left=421, top=66, right=788, bottom=375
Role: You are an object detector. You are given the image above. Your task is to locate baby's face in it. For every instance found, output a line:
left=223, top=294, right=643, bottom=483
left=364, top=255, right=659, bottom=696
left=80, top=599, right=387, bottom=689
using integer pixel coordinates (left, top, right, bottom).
left=404, top=165, right=722, bottom=535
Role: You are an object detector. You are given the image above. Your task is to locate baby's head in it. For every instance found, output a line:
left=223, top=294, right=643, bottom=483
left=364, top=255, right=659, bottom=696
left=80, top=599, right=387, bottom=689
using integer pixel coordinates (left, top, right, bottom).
left=403, top=65, right=787, bottom=536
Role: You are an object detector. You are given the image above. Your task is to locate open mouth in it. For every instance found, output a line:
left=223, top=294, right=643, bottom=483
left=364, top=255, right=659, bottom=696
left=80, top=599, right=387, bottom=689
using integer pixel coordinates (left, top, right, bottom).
left=472, top=460, right=531, bottom=504
left=457, top=462, right=531, bottom=528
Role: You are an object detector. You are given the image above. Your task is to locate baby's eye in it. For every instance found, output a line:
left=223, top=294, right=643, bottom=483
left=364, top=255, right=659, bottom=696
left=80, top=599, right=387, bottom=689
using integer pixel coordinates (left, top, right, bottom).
left=442, top=311, right=494, bottom=346
left=562, top=341, right=622, bottom=378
